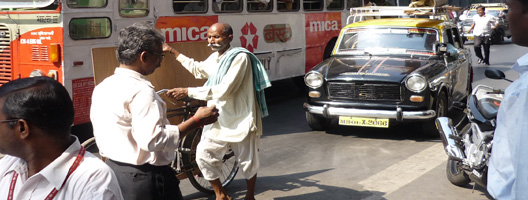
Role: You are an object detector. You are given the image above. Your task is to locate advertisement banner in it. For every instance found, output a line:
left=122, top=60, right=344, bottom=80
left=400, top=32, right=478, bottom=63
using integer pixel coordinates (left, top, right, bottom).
left=156, top=16, right=218, bottom=43
left=305, top=12, right=341, bottom=72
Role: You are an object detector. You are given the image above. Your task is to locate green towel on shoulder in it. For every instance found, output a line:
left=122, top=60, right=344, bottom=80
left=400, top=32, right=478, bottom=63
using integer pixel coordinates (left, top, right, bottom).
left=205, top=47, right=271, bottom=118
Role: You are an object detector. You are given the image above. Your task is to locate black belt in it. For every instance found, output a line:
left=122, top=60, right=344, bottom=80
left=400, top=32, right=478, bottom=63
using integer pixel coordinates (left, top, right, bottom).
left=107, top=159, right=171, bottom=172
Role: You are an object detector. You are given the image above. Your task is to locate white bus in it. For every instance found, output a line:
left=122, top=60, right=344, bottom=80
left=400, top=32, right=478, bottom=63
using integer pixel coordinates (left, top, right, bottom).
left=0, top=0, right=364, bottom=137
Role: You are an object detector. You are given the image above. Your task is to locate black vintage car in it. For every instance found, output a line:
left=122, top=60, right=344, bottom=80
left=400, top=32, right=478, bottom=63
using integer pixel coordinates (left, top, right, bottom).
left=303, top=18, right=473, bottom=137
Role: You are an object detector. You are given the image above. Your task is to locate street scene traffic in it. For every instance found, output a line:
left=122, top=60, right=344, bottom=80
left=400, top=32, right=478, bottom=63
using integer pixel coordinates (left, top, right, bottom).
left=179, top=39, right=526, bottom=200
left=1, top=0, right=527, bottom=200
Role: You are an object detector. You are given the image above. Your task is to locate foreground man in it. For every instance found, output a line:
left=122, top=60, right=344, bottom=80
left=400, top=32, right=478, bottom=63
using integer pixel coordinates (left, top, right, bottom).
left=487, top=0, right=528, bottom=199
left=0, top=77, right=123, bottom=200
left=165, top=22, right=271, bottom=200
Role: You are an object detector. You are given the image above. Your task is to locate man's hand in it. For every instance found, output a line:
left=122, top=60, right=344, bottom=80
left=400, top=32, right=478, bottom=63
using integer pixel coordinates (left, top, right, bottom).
left=193, top=105, right=219, bottom=126
left=162, top=43, right=180, bottom=57
left=167, top=88, right=188, bottom=100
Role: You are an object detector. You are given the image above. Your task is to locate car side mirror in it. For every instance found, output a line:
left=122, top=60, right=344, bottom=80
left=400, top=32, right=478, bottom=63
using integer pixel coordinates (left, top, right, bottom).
left=433, top=42, right=447, bottom=55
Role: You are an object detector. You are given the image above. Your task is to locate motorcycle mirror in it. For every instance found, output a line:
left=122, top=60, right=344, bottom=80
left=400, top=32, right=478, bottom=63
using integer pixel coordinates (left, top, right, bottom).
left=485, top=69, right=506, bottom=80
left=485, top=69, right=514, bottom=82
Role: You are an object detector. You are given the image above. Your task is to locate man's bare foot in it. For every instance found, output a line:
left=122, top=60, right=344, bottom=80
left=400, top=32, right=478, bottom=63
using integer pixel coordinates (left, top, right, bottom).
left=216, top=194, right=231, bottom=200
left=244, top=196, right=255, bottom=200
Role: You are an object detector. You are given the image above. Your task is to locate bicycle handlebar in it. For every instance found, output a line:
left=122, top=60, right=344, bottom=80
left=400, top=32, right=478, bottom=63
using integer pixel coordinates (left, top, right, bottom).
left=156, top=89, right=169, bottom=95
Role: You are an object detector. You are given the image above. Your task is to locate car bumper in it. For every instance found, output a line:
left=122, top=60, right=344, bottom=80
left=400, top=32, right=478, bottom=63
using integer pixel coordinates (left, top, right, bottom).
left=303, top=103, right=436, bottom=121
left=462, top=34, right=474, bottom=40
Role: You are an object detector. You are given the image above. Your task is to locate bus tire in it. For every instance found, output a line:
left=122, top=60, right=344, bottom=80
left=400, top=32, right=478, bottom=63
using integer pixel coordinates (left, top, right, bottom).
left=323, top=38, right=337, bottom=60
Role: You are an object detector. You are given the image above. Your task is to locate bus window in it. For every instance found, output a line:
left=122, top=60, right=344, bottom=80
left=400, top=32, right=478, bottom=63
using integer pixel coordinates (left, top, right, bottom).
left=346, top=0, right=361, bottom=9
left=278, top=0, right=299, bottom=11
left=304, top=0, right=322, bottom=11
left=173, top=0, right=207, bottom=13
left=213, top=0, right=242, bottom=13
left=327, top=0, right=343, bottom=10
left=67, top=0, right=107, bottom=8
left=0, top=0, right=58, bottom=10
left=119, top=0, right=149, bottom=17
left=248, top=0, right=272, bottom=12
left=69, top=18, right=111, bottom=40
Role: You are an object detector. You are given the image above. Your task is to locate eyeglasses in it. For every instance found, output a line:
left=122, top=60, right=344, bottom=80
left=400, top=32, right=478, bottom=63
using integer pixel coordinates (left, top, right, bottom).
left=0, top=119, right=19, bottom=124
left=150, top=51, right=165, bottom=59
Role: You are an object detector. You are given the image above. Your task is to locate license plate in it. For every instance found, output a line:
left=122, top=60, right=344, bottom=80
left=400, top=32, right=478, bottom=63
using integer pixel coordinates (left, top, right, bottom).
left=467, top=36, right=474, bottom=40
left=338, top=116, right=389, bottom=128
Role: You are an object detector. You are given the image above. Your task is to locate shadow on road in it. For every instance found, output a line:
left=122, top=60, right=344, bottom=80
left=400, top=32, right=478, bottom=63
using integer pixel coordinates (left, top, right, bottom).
left=184, top=169, right=388, bottom=200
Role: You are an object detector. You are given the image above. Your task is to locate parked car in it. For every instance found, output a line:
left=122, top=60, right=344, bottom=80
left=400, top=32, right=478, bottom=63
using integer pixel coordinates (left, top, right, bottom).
left=303, top=18, right=473, bottom=137
left=460, top=3, right=511, bottom=44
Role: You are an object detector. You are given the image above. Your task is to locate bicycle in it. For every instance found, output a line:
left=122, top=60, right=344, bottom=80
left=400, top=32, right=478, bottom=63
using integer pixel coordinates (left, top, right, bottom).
left=81, top=89, right=239, bottom=194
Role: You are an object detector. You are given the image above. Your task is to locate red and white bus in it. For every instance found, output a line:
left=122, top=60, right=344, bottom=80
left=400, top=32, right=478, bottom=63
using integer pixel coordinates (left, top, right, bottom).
left=0, top=0, right=364, bottom=137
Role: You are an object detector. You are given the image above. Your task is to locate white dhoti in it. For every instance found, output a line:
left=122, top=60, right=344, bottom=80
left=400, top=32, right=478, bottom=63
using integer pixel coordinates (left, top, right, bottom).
left=196, top=133, right=260, bottom=180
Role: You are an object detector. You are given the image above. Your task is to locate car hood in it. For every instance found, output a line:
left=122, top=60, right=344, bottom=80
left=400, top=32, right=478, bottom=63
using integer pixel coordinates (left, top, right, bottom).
left=324, top=56, right=434, bottom=83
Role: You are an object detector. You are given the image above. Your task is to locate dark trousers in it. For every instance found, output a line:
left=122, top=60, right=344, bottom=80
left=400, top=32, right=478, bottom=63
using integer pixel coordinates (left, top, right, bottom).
left=107, top=159, right=183, bottom=200
left=474, top=35, right=491, bottom=63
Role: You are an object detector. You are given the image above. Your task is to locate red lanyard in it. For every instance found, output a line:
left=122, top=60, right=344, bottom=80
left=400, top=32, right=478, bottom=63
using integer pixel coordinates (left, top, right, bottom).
left=7, top=147, right=86, bottom=200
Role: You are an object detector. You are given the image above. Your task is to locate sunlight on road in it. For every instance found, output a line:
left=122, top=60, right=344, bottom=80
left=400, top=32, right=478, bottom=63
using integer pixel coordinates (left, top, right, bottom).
left=359, top=143, right=446, bottom=197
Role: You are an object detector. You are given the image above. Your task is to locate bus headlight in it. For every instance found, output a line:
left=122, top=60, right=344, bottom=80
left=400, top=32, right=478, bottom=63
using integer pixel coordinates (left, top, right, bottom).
left=305, top=72, right=323, bottom=89
left=29, top=70, right=44, bottom=77
left=405, top=75, right=427, bottom=93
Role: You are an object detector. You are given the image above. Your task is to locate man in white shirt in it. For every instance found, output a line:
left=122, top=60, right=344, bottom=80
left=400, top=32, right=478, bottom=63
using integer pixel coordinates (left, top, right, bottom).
left=90, top=22, right=219, bottom=200
left=164, top=22, right=271, bottom=200
left=487, top=0, right=528, bottom=199
left=467, top=6, right=499, bottom=65
left=0, top=77, right=123, bottom=200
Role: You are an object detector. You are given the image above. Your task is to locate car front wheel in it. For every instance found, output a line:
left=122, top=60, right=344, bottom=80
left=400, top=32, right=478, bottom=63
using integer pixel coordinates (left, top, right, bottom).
left=422, top=91, right=447, bottom=137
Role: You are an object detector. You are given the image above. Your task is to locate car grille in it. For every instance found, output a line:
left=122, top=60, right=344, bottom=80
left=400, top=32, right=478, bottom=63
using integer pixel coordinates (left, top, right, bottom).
left=328, top=82, right=401, bottom=101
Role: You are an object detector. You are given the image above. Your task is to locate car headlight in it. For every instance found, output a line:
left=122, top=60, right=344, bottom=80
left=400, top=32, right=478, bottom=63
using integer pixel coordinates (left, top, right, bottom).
left=405, top=75, right=427, bottom=93
left=305, top=72, right=323, bottom=89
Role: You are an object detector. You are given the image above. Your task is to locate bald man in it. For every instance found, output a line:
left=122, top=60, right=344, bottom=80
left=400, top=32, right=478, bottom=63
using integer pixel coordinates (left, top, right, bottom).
left=164, top=23, right=270, bottom=200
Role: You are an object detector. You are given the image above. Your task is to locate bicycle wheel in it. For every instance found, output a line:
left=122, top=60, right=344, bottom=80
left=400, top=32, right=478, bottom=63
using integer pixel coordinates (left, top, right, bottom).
left=81, top=137, right=107, bottom=162
left=181, top=128, right=239, bottom=194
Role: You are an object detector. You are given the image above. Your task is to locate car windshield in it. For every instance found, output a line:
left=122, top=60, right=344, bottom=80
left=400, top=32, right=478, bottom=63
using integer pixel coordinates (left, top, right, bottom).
left=335, top=28, right=437, bottom=55
left=462, top=19, right=473, bottom=26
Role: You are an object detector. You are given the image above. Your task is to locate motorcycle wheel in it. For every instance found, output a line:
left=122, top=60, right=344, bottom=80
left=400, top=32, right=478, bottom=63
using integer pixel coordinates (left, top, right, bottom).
left=446, top=158, right=471, bottom=186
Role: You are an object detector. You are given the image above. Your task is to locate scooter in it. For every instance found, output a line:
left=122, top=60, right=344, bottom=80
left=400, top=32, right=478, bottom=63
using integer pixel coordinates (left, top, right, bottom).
left=435, top=69, right=512, bottom=187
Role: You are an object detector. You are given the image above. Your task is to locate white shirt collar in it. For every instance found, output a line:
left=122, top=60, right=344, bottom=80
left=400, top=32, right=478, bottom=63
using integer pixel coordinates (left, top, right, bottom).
left=215, top=46, right=234, bottom=62
left=3, top=136, right=82, bottom=190
left=512, top=53, right=528, bottom=74
left=114, top=67, right=154, bottom=89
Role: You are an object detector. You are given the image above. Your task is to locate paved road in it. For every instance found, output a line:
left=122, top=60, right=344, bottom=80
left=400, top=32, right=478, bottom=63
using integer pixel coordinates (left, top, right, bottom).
left=179, top=40, right=528, bottom=200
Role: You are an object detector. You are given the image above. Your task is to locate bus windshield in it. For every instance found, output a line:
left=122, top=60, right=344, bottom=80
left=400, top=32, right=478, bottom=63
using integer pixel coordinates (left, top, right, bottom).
left=0, top=0, right=55, bottom=9
left=336, top=28, right=437, bottom=55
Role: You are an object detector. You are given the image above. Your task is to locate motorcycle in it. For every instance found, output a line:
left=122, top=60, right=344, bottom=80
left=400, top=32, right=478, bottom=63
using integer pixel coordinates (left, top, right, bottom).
left=435, top=69, right=513, bottom=187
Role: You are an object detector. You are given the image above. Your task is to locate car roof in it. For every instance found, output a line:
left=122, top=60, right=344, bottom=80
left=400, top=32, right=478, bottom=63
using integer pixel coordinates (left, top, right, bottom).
left=344, top=18, right=445, bottom=29
left=470, top=3, right=508, bottom=10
